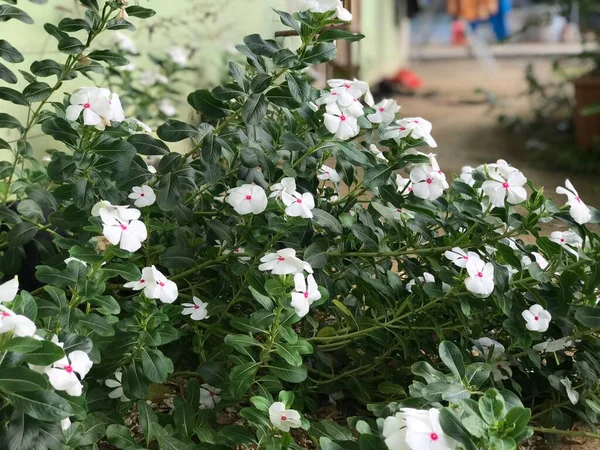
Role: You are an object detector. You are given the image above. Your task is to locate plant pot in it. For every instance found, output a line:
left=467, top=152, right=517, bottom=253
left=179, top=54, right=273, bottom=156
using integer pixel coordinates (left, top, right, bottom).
left=574, top=74, right=600, bottom=149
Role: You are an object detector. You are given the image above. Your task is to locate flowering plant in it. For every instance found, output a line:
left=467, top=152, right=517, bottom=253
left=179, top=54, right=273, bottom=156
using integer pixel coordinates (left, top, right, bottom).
left=1, top=1, right=600, bottom=449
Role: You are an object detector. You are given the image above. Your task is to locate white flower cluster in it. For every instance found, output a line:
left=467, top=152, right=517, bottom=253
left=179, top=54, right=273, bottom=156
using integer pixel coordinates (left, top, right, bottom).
left=471, top=337, right=512, bottom=381
left=383, top=408, right=456, bottom=450
left=396, top=152, right=448, bottom=202
left=124, top=265, right=178, bottom=304
left=66, top=87, right=125, bottom=131
left=385, top=117, right=437, bottom=148
left=292, top=0, right=353, bottom=21
left=92, top=201, right=148, bottom=253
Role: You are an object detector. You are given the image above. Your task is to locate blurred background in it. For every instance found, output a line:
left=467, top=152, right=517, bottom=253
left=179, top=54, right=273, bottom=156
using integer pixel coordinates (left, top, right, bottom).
left=1, top=0, right=599, bottom=204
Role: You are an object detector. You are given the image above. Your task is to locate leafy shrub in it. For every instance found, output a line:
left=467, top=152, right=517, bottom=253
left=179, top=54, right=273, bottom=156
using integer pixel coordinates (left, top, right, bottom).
left=0, top=1, right=600, bottom=449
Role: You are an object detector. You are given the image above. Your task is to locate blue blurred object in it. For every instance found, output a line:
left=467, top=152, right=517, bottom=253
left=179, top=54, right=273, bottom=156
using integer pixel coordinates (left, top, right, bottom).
left=470, top=0, right=512, bottom=41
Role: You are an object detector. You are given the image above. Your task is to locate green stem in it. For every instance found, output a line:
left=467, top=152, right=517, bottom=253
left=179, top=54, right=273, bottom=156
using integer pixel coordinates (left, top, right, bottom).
left=530, top=426, right=600, bottom=440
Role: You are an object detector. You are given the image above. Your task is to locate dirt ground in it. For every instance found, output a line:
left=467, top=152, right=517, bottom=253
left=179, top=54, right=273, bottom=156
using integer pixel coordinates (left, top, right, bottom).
left=397, top=57, right=599, bottom=208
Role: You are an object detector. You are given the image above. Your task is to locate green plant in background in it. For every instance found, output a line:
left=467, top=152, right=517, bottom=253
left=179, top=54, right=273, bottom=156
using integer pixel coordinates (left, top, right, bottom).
left=1, top=1, right=600, bottom=450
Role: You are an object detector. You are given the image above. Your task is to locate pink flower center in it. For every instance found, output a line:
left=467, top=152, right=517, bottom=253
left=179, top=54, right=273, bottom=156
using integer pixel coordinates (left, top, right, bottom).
left=325, top=171, right=330, bottom=175
left=477, top=272, right=483, bottom=278
left=245, top=195, right=252, bottom=200
left=534, top=316, right=539, bottom=321
left=426, top=178, right=432, bottom=184
left=332, top=92, right=338, bottom=96
left=304, top=291, right=309, bottom=298
left=379, top=107, right=385, bottom=112
left=234, top=248, right=240, bottom=253
left=397, top=209, right=402, bottom=212
left=296, top=198, right=302, bottom=204
left=140, top=279, right=145, bottom=283
left=120, top=224, right=127, bottom=230
left=400, top=127, right=406, bottom=131
left=463, top=256, right=469, bottom=260
left=209, top=391, right=215, bottom=397
left=408, top=187, right=412, bottom=192
left=576, top=197, right=581, bottom=203
left=414, top=120, right=420, bottom=123
left=281, top=415, right=287, bottom=421
left=502, top=182, right=509, bottom=189
left=159, top=282, right=165, bottom=287
left=64, top=365, right=73, bottom=373
left=430, top=433, right=438, bottom=441
left=344, top=84, right=350, bottom=88
left=340, top=115, right=346, bottom=121
left=560, top=238, right=565, bottom=243
left=278, top=256, right=285, bottom=261
left=497, top=364, right=503, bottom=369
left=140, top=193, right=145, bottom=197
left=2, top=311, right=10, bottom=317
left=193, top=305, right=200, bottom=309
left=83, top=103, right=91, bottom=109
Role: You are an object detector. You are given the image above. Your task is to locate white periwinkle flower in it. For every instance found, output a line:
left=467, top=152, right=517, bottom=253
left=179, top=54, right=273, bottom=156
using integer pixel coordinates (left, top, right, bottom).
left=561, top=377, right=579, bottom=405
left=317, top=165, right=341, bottom=183
left=123, top=266, right=155, bottom=292
left=368, top=144, right=388, bottom=163
left=46, top=350, right=93, bottom=397
left=200, top=384, right=221, bottom=409
left=158, top=98, right=177, bottom=117
left=144, top=266, right=178, bottom=304
left=114, top=32, right=137, bottom=53
left=465, top=257, right=495, bottom=297
left=482, top=170, right=528, bottom=207
left=291, top=274, right=321, bottom=317
left=556, top=179, right=592, bottom=225
left=138, top=69, right=168, bottom=87
left=0, top=276, right=18, bottom=303
left=402, top=408, right=456, bottom=450
left=182, top=297, right=209, bottom=321
left=550, top=231, right=582, bottom=255
left=99, top=208, right=147, bottom=253
left=409, top=165, right=446, bottom=201
left=368, top=99, right=400, bottom=125
left=282, top=191, right=315, bottom=219
left=444, top=248, right=478, bottom=269
left=522, top=304, right=551, bottom=332
left=491, top=360, right=513, bottom=382
left=522, top=252, right=549, bottom=270
left=406, top=272, right=449, bottom=293
left=328, top=78, right=373, bottom=106
left=396, top=174, right=412, bottom=196
left=269, top=177, right=296, bottom=199
left=226, top=184, right=268, bottom=215
left=128, top=185, right=156, bottom=208
left=324, top=103, right=359, bottom=140
left=105, top=371, right=129, bottom=401
left=259, top=249, right=313, bottom=275
left=533, top=337, right=572, bottom=353
left=390, top=117, right=437, bottom=148
left=166, top=46, right=190, bottom=66
left=460, top=166, right=475, bottom=186
left=0, top=305, right=36, bottom=337
left=127, top=118, right=152, bottom=133
left=66, top=87, right=111, bottom=129
left=269, top=402, right=302, bottom=432
left=382, top=412, right=410, bottom=450
left=61, top=418, right=72, bottom=431
left=472, top=337, right=505, bottom=361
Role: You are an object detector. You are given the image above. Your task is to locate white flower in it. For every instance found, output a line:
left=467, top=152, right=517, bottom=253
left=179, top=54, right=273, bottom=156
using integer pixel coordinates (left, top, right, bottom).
left=114, top=31, right=136, bottom=52
left=290, top=274, right=321, bottom=317
left=66, top=87, right=111, bottom=129
left=485, top=159, right=519, bottom=179
left=200, top=384, right=221, bottom=409
left=119, top=61, right=136, bottom=72
left=127, top=118, right=152, bottom=133
left=561, top=377, right=579, bottom=405
left=522, top=252, right=549, bottom=270
left=0, top=276, right=18, bottom=303
left=92, top=201, right=140, bottom=221
left=409, top=165, right=446, bottom=201
left=368, top=99, right=400, bottom=125
left=324, top=103, right=359, bottom=140
left=522, top=304, right=551, bottom=332
left=368, top=144, right=388, bottom=163
left=64, top=257, right=87, bottom=267
left=138, top=69, right=168, bottom=87
left=269, top=402, right=302, bottom=432
left=269, top=177, right=296, bottom=199
left=107, top=91, right=125, bottom=123
left=396, top=174, right=412, bottom=196
left=147, top=165, right=157, bottom=174
left=166, top=46, right=190, bottom=67
left=444, top=248, right=478, bottom=269
left=100, top=208, right=147, bottom=253
left=46, top=350, right=93, bottom=397
left=0, top=305, right=36, bottom=337
left=491, top=360, right=513, bottom=382
left=533, top=337, right=572, bottom=353
left=105, top=371, right=129, bottom=402
left=556, top=180, right=592, bottom=225
left=259, top=249, right=313, bottom=275
left=406, top=272, right=450, bottom=293
left=389, top=117, right=437, bottom=148
left=382, top=413, right=410, bottom=450
left=182, top=297, right=209, bottom=321
left=158, top=98, right=177, bottom=117
left=143, top=266, right=178, bottom=304
left=226, top=184, right=268, bottom=215
left=472, top=337, right=505, bottom=361
left=402, top=408, right=456, bottom=450
left=317, top=165, right=341, bottom=183
left=124, top=266, right=155, bottom=291
left=128, top=185, right=156, bottom=208
left=328, top=78, right=373, bottom=106
left=482, top=170, right=528, bottom=207
left=460, top=166, right=475, bottom=186
left=308, top=101, right=319, bottom=112
left=550, top=231, right=582, bottom=256
left=465, top=257, right=495, bottom=297
left=61, top=418, right=72, bottom=431
left=282, top=191, right=315, bottom=219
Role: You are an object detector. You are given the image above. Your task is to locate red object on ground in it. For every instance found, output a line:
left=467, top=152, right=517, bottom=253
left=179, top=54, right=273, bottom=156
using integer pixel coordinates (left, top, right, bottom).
left=452, top=20, right=467, bottom=46
left=391, top=69, right=423, bottom=90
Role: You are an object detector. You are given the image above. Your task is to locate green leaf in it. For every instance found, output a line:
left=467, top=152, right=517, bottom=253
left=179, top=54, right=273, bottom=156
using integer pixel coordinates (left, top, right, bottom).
left=0, top=87, right=28, bottom=105
left=242, top=93, right=268, bottom=125
left=439, top=408, right=478, bottom=450
left=0, top=367, right=49, bottom=393
left=6, top=222, right=38, bottom=247
left=7, top=391, right=72, bottom=422
left=269, top=359, right=307, bottom=383
left=141, top=348, right=173, bottom=383
left=358, top=434, right=387, bottom=450
left=22, top=82, right=52, bottom=102
left=0, top=40, right=24, bottom=63
left=0, top=61, right=16, bottom=84
left=44, top=23, right=68, bottom=41
left=274, top=9, right=301, bottom=34
left=78, top=313, right=114, bottom=336
left=157, top=119, right=207, bottom=142
left=575, top=307, right=600, bottom=328
left=275, top=343, right=303, bottom=366
left=47, top=156, right=77, bottom=182
left=159, top=246, right=196, bottom=269
left=286, top=72, right=312, bottom=103
left=304, top=238, right=328, bottom=269
left=41, top=117, right=79, bottom=146
left=0, top=5, right=33, bottom=24
left=126, top=5, right=156, bottom=18
left=479, top=389, right=506, bottom=425
left=249, top=286, right=274, bottom=310
left=318, top=30, right=365, bottom=42
left=57, top=37, right=85, bottom=55
left=58, top=17, right=91, bottom=32
left=302, top=42, right=337, bottom=64
left=4, top=337, right=42, bottom=354
left=89, top=295, right=120, bottom=315
left=363, top=164, right=393, bottom=188
left=187, top=89, right=230, bottom=119
left=106, top=424, right=137, bottom=449
left=156, top=172, right=181, bottom=212
left=465, top=362, right=491, bottom=389
left=123, top=364, right=149, bottom=400
left=0, top=112, right=23, bottom=131
left=272, top=49, right=299, bottom=68
left=351, top=223, right=378, bottom=250
left=23, top=340, right=65, bottom=366
left=250, top=396, right=271, bottom=412
left=312, top=208, right=343, bottom=234
left=30, top=59, right=62, bottom=77
left=250, top=73, right=272, bottom=93
left=137, top=400, right=157, bottom=443
left=462, top=415, right=487, bottom=438
left=102, top=263, right=141, bottom=281
left=244, top=34, right=279, bottom=57
left=128, top=134, right=169, bottom=155
left=240, top=407, right=271, bottom=432
left=87, top=49, right=129, bottom=66
left=439, top=340, right=466, bottom=379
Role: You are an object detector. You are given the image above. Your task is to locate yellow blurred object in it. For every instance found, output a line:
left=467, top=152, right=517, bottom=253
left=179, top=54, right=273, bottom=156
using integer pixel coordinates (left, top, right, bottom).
left=447, top=0, right=499, bottom=21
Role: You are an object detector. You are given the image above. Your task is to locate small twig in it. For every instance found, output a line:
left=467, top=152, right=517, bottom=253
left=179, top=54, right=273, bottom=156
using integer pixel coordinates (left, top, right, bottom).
left=531, top=426, right=600, bottom=440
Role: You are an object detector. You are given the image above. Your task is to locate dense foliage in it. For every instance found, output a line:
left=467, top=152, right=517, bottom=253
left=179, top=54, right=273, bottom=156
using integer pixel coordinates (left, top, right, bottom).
left=0, top=1, right=600, bottom=449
